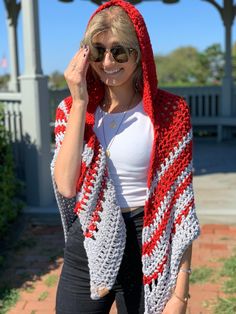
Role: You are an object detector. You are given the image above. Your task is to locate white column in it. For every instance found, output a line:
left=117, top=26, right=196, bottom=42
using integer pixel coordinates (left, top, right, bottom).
left=6, top=8, right=20, bottom=91
left=20, top=0, right=54, bottom=206
left=221, top=0, right=234, bottom=117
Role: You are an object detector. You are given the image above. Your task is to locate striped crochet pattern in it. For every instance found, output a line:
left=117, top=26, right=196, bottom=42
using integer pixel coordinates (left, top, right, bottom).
left=51, top=1, right=200, bottom=313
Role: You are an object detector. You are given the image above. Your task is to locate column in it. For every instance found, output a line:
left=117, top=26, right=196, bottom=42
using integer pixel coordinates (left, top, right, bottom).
left=20, top=0, right=54, bottom=206
left=221, top=0, right=234, bottom=117
left=4, top=1, right=20, bottom=91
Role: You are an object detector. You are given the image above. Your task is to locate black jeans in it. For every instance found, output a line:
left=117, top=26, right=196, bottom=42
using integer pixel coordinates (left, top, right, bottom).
left=56, top=207, right=144, bottom=314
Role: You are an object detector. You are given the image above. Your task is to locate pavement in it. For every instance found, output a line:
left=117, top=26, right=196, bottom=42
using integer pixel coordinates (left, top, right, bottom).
left=192, top=138, right=236, bottom=224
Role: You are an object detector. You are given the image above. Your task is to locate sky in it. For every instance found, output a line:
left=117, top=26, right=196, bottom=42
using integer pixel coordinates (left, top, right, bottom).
left=0, top=0, right=236, bottom=75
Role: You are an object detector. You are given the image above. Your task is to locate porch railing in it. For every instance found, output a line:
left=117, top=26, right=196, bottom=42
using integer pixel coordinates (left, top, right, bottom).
left=0, top=92, right=25, bottom=180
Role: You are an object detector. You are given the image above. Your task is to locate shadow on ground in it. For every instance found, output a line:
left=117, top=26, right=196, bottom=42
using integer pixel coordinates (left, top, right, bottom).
left=193, top=138, right=236, bottom=176
left=0, top=213, right=64, bottom=299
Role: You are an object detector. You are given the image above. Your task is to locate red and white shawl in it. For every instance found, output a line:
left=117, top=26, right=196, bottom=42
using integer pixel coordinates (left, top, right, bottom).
left=51, top=1, right=200, bottom=313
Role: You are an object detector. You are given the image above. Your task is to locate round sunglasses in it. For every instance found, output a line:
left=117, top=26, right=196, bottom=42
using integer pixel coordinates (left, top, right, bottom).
left=89, top=45, right=136, bottom=63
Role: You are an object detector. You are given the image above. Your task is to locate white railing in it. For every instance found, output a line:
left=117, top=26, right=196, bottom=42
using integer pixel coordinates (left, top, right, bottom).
left=0, top=92, right=22, bottom=141
left=164, top=86, right=221, bottom=118
left=0, top=92, right=25, bottom=180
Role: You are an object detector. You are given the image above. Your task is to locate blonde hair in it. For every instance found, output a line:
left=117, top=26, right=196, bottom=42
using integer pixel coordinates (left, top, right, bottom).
left=81, top=6, right=143, bottom=93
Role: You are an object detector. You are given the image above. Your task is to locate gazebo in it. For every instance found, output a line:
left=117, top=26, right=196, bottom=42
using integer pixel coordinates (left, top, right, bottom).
left=1, top=0, right=236, bottom=209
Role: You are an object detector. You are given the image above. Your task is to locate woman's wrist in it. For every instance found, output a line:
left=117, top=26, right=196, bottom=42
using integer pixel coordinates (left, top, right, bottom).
left=174, top=266, right=191, bottom=302
left=172, top=291, right=190, bottom=304
left=72, top=100, right=88, bottom=109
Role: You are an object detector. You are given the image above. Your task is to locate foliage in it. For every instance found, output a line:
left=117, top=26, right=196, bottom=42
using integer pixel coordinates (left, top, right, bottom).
left=49, top=71, right=67, bottom=89
left=44, top=274, right=58, bottom=288
left=155, top=43, right=227, bottom=86
left=189, top=266, right=214, bottom=284
left=0, top=287, right=19, bottom=314
left=156, top=46, right=199, bottom=86
left=38, top=291, right=49, bottom=301
left=220, top=255, right=236, bottom=278
left=232, top=42, right=236, bottom=81
left=0, top=105, right=23, bottom=239
left=0, top=74, right=10, bottom=91
left=220, top=255, right=236, bottom=294
left=214, top=297, right=236, bottom=314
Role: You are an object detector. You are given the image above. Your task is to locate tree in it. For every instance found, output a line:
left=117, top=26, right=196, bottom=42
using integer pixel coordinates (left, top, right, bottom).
left=232, top=42, right=236, bottom=83
left=155, top=46, right=200, bottom=86
left=0, top=74, right=10, bottom=91
left=49, top=71, right=67, bottom=89
left=203, top=44, right=224, bottom=84
left=155, top=43, right=226, bottom=86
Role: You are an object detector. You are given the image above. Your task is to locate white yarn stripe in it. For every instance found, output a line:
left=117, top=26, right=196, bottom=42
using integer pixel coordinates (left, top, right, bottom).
left=142, top=186, right=194, bottom=277
left=147, top=129, right=192, bottom=198
left=142, top=225, right=171, bottom=277
left=81, top=144, right=95, bottom=166
left=143, top=204, right=200, bottom=314
left=78, top=147, right=107, bottom=228
left=54, top=119, right=67, bottom=128
left=143, top=161, right=193, bottom=242
left=58, top=100, right=69, bottom=118
left=55, top=131, right=65, bottom=147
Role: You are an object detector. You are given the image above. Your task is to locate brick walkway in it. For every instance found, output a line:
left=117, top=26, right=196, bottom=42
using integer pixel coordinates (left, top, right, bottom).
left=2, top=218, right=236, bottom=314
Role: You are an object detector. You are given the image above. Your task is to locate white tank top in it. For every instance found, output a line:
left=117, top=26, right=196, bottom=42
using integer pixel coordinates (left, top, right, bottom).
left=93, top=101, right=154, bottom=208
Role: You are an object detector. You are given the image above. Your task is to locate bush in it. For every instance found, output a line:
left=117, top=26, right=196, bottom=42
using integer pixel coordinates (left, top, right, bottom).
left=0, top=105, right=23, bottom=239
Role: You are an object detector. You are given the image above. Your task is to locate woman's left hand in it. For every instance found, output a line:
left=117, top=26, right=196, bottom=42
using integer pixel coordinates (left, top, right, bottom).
left=162, top=295, right=187, bottom=314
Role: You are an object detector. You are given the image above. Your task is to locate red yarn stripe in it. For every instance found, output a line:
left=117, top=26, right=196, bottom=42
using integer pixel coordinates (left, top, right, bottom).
left=142, top=172, right=193, bottom=256
left=172, top=198, right=195, bottom=234
left=144, top=141, right=192, bottom=227
left=143, top=253, right=169, bottom=285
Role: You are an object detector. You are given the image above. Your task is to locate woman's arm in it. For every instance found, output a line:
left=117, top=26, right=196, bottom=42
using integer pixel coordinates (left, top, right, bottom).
left=163, top=244, right=192, bottom=314
left=174, top=244, right=192, bottom=302
left=54, top=46, right=90, bottom=198
left=54, top=104, right=87, bottom=198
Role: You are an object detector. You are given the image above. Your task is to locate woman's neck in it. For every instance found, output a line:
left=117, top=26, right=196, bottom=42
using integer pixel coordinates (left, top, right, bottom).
left=103, top=86, right=141, bottom=113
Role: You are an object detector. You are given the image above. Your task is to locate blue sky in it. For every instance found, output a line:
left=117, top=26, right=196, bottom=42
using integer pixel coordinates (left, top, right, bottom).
left=0, top=0, right=235, bottom=75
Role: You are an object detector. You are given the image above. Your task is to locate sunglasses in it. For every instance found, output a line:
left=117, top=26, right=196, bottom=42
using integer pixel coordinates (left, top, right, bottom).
left=90, top=45, right=136, bottom=63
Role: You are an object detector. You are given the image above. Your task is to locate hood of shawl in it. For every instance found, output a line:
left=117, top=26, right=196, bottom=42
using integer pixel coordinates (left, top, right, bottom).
left=85, top=0, right=158, bottom=126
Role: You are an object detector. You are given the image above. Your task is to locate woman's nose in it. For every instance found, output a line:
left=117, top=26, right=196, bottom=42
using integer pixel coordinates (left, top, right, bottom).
left=103, top=50, right=115, bottom=66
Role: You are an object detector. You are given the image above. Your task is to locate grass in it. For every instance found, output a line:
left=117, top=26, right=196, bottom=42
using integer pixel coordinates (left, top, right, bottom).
left=44, top=274, right=58, bottom=288
left=214, top=297, right=236, bottom=314
left=189, top=256, right=236, bottom=313
left=219, top=255, right=236, bottom=294
left=0, top=287, right=20, bottom=314
left=38, top=291, right=49, bottom=302
left=220, top=255, right=236, bottom=278
left=190, top=266, right=214, bottom=284
left=24, top=285, right=36, bottom=293
left=213, top=254, right=236, bottom=313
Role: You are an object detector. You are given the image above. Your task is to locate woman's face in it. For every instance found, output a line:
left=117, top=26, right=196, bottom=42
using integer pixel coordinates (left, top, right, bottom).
left=89, top=30, right=138, bottom=88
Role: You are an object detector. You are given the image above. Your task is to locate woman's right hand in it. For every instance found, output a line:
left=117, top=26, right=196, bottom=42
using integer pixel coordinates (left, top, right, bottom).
left=64, top=45, right=90, bottom=106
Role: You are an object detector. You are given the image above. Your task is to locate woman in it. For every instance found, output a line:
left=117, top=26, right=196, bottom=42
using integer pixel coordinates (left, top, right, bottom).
left=51, top=1, right=200, bottom=313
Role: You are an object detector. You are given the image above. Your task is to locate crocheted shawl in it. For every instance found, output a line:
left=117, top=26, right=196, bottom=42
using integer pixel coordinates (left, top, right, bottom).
left=51, top=1, right=200, bottom=313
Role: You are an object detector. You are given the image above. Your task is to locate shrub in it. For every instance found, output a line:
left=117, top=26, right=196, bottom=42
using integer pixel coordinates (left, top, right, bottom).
left=0, top=105, right=23, bottom=239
